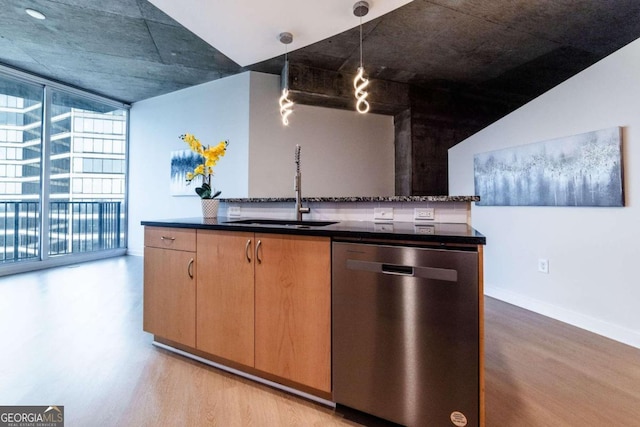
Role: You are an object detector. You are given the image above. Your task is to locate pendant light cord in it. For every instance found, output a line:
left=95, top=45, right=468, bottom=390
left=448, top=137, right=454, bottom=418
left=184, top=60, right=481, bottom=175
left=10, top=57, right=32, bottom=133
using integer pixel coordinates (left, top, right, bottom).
left=284, top=44, right=289, bottom=90
left=359, top=16, right=363, bottom=68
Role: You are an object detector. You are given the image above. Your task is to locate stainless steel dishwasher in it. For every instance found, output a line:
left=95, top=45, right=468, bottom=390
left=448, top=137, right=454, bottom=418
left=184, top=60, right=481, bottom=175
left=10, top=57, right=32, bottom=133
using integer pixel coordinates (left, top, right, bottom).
left=332, top=241, right=480, bottom=427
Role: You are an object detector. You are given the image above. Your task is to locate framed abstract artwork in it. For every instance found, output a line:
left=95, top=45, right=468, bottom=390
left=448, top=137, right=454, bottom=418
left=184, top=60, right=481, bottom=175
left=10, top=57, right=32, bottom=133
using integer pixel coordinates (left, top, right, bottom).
left=474, top=127, right=624, bottom=207
left=170, top=149, right=202, bottom=196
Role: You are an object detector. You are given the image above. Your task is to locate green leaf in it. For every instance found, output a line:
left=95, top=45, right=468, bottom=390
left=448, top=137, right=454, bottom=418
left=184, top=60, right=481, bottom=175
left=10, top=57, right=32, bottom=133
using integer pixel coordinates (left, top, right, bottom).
left=195, top=183, right=212, bottom=199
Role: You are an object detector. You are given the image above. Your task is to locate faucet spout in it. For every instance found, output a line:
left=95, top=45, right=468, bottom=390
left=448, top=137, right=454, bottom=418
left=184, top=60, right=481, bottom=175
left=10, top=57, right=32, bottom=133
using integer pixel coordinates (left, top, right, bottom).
left=294, top=145, right=310, bottom=220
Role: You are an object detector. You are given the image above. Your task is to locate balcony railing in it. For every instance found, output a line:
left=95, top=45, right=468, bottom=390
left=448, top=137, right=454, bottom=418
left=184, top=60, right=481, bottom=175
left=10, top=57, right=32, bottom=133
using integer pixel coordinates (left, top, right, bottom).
left=0, top=201, right=39, bottom=262
left=0, top=201, right=124, bottom=262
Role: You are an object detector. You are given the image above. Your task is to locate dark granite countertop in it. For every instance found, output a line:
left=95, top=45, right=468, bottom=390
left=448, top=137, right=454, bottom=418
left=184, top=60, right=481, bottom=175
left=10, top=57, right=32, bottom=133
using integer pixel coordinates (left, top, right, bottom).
left=219, top=195, right=480, bottom=203
left=141, top=217, right=486, bottom=245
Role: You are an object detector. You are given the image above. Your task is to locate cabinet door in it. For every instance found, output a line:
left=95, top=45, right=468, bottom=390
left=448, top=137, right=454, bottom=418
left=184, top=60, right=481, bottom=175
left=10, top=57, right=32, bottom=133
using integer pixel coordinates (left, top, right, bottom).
left=255, top=234, right=331, bottom=392
left=143, top=246, right=196, bottom=347
left=196, top=230, right=255, bottom=367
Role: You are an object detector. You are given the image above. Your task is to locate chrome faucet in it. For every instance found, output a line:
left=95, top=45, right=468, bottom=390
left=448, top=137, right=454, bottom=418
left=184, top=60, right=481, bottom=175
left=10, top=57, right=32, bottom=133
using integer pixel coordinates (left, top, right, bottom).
left=294, top=144, right=310, bottom=220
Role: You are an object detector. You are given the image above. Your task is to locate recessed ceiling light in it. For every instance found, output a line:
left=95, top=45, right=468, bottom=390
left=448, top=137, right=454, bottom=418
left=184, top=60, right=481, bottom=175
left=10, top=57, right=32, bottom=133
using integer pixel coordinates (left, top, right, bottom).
left=25, top=8, right=46, bottom=20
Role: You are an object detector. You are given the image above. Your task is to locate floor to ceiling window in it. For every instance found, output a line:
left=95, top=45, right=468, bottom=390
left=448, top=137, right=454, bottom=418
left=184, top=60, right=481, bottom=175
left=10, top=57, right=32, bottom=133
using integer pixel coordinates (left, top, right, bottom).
left=0, top=70, right=128, bottom=272
left=0, top=77, right=42, bottom=263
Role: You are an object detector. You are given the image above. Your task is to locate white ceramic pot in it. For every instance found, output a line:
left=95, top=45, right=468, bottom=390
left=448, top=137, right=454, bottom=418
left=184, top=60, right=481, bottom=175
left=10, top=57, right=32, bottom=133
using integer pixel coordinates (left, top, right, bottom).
left=201, top=199, right=220, bottom=218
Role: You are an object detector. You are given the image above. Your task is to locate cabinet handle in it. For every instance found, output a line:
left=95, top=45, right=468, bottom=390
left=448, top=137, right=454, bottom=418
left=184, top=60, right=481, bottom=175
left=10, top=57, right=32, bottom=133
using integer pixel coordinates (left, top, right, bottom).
left=256, top=239, right=262, bottom=264
left=187, top=258, right=194, bottom=279
left=245, top=239, right=252, bottom=263
left=160, top=236, right=175, bottom=241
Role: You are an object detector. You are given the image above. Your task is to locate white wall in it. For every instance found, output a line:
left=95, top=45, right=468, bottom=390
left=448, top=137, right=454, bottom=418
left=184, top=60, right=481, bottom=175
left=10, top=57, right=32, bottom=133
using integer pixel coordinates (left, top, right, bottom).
left=128, top=73, right=252, bottom=255
left=449, top=38, right=640, bottom=348
left=128, top=71, right=395, bottom=254
left=247, top=72, right=394, bottom=197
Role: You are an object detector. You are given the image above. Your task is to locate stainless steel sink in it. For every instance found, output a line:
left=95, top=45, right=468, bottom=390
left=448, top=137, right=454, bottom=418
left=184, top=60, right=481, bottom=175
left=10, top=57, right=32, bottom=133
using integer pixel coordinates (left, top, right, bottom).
left=224, top=219, right=338, bottom=227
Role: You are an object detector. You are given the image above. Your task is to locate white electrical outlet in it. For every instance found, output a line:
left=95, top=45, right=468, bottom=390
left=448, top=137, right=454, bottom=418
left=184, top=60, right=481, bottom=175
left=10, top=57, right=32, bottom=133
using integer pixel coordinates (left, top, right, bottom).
left=414, top=208, right=435, bottom=220
left=373, top=207, right=394, bottom=221
left=227, top=206, right=241, bottom=217
left=538, top=258, right=549, bottom=274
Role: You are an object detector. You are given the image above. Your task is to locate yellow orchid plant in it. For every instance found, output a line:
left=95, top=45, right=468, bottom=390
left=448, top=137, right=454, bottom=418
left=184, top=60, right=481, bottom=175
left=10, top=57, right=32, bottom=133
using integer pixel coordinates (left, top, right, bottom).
left=180, top=133, right=228, bottom=199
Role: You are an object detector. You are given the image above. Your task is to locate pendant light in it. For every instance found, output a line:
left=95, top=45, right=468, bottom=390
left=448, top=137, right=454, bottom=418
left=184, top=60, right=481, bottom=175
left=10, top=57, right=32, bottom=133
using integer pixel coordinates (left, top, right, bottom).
left=353, top=1, right=370, bottom=114
left=278, top=32, right=294, bottom=126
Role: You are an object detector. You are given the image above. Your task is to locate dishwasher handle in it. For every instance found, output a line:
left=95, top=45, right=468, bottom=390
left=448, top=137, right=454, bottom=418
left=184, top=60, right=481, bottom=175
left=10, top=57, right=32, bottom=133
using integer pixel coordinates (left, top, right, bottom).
left=382, top=264, right=413, bottom=275
left=347, top=259, right=458, bottom=282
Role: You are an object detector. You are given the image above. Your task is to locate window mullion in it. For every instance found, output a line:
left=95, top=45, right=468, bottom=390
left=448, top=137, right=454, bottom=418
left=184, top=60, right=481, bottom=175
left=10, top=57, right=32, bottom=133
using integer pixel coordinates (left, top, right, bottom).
left=40, top=86, right=52, bottom=261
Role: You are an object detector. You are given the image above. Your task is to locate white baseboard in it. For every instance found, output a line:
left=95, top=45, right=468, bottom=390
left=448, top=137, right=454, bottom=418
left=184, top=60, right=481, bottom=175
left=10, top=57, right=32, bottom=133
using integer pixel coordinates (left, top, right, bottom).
left=127, top=249, right=143, bottom=257
left=485, top=285, right=640, bottom=350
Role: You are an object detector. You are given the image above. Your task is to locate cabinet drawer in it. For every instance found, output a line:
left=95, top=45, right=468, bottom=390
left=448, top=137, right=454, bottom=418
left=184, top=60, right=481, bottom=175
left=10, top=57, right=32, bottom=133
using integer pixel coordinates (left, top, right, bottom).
left=145, top=227, right=196, bottom=251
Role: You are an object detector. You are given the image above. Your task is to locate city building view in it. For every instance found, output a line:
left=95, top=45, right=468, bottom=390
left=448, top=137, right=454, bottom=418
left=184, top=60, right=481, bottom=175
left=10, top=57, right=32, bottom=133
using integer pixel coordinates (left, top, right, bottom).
left=0, top=76, right=127, bottom=265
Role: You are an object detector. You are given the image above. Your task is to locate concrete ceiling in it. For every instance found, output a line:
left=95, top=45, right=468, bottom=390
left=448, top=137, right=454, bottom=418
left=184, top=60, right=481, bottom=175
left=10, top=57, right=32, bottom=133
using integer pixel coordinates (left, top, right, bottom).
left=1, top=0, right=640, bottom=108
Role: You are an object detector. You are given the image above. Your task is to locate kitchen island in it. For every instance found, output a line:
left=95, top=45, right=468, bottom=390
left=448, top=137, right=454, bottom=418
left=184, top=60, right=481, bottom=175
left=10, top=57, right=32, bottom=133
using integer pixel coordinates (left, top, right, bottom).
left=141, top=208, right=485, bottom=427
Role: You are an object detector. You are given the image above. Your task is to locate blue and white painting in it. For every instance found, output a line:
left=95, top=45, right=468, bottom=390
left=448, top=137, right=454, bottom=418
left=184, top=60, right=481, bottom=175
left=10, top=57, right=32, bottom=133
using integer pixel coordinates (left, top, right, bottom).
left=170, top=149, right=203, bottom=196
left=474, top=127, right=624, bottom=207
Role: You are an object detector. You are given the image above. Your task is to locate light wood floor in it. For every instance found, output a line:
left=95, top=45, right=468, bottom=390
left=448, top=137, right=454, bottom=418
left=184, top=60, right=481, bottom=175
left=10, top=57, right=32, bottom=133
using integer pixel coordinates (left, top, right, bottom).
left=0, top=256, right=638, bottom=426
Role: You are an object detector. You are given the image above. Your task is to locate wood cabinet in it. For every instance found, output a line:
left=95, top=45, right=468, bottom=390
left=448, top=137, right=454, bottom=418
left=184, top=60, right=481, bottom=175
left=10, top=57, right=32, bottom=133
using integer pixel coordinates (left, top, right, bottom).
left=196, top=230, right=255, bottom=366
left=143, top=227, right=196, bottom=347
left=254, top=234, right=331, bottom=393
left=195, top=231, right=331, bottom=393
left=144, top=226, right=331, bottom=394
